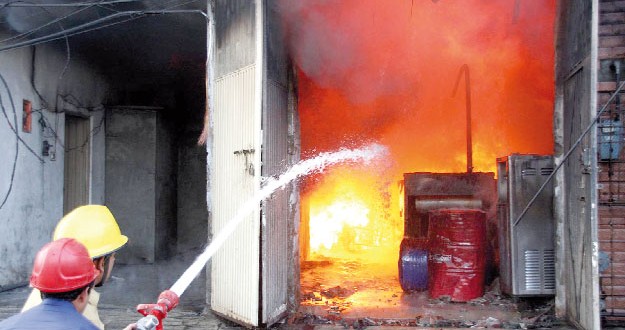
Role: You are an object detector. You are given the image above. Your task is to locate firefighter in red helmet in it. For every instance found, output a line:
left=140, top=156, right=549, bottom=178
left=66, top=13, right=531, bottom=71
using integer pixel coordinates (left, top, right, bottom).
left=22, top=205, right=129, bottom=329
left=0, top=239, right=135, bottom=330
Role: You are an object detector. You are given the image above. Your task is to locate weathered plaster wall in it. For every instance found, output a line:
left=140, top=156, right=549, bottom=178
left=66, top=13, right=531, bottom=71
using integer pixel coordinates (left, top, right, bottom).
left=0, top=41, right=109, bottom=290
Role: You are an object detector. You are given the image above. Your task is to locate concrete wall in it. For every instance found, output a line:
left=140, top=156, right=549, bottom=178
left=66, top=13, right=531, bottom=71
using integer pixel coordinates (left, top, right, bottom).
left=0, top=41, right=109, bottom=289
left=177, top=134, right=208, bottom=253
left=156, top=113, right=178, bottom=259
left=105, top=103, right=205, bottom=263
left=105, top=106, right=182, bottom=264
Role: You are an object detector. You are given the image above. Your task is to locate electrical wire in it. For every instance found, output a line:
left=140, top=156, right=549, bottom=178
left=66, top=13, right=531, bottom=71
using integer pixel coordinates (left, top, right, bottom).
left=1, top=0, right=141, bottom=8
left=19, top=3, right=75, bottom=156
left=0, top=0, right=207, bottom=184
left=34, top=104, right=106, bottom=151
left=0, top=74, right=19, bottom=210
left=17, top=0, right=75, bottom=109
left=159, top=0, right=202, bottom=11
left=58, top=31, right=71, bottom=86
left=65, top=112, right=106, bottom=152
left=0, top=77, right=44, bottom=163
left=0, top=4, right=47, bottom=25
left=0, top=0, right=205, bottom=52
left=513, top=79, right=625, bottom=227
left=96, top=3, right=121, bottom=13
left=0, top=4, right=92, bottom=44
left=0, top=0, right=208, bottom=210
left=0, top=9, right=207, bottom=52
left=30, top=47, right=48, bottom=109
left=0, top=73, right=20, bottom=210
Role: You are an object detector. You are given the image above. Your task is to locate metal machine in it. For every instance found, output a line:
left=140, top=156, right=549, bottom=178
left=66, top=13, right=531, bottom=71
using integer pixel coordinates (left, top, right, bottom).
left=402, top=172, right=496, bottom=239
left=497, top=154, right=555, bottom=296
left=400, top=172, right=498, bottom=292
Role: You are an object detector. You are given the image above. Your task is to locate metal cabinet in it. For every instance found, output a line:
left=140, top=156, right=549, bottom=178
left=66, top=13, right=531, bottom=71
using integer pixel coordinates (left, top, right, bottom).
left=497, top=154, right=555, bottom=296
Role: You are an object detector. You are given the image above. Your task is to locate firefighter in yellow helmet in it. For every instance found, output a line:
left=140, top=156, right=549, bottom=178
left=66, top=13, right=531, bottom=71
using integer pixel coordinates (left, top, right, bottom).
left=21, top=205, right=128, bottom=330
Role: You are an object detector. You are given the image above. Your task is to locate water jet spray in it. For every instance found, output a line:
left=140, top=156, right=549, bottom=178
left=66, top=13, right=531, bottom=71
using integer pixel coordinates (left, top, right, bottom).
left=133, top=143, right=387, bottom=329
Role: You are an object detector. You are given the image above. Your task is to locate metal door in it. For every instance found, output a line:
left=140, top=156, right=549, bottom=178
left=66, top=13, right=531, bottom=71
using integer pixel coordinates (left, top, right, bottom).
left=261, top=80, right=289, bottom=324
left=211, top=1, right=289, bottom=326
left=211, top=64, right=261, bottom=326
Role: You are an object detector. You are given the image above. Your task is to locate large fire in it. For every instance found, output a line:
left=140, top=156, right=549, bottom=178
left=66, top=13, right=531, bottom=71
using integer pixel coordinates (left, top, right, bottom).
left=306, top=165, right=402, bottom=263
left=278, top=0, right=555, bottom=308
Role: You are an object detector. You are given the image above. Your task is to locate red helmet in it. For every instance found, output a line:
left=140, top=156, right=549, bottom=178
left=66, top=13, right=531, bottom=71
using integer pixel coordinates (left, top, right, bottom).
left=30, top=238, right=100, bottom=293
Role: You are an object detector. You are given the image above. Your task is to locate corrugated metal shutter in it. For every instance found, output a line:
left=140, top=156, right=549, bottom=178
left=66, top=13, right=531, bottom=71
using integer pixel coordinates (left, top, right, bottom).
left=64, top=115, right=90, bottom=214
left=211, top=64, right=261, bottom=326
left=261, top=80, right=289, bottom=324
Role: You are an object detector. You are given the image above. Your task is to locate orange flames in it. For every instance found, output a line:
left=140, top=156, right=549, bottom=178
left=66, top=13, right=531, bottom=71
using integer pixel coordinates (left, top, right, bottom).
left=306, top=165, right=402, bottom=264
left=279, top=1, right=555, bottom=267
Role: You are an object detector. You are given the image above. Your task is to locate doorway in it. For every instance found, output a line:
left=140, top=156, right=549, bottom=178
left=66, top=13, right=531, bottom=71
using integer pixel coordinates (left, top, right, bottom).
left=63, top=115, right=90, bottom=214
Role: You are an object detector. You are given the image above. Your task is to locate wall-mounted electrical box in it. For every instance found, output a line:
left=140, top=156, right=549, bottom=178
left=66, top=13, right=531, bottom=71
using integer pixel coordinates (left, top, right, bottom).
left=22, top=99, right=31, bottom=133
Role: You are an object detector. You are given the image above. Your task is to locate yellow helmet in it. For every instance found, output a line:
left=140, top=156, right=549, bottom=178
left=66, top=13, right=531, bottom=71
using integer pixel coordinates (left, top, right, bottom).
left=54, top=205, right=128, bottom=258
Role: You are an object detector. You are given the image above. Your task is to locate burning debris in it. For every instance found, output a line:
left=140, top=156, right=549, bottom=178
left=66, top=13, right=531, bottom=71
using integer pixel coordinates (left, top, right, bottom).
left=321, top=286, right=356, bottom=299
left=288, top=312, right=561, bottom=329
left=290, top=294, right=560, bottom=329
left=297, top=257, right=561, bottom=328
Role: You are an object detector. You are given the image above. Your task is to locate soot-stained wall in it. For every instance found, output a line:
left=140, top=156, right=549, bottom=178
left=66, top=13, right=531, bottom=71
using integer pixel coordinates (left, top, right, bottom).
left=0, top=41, right=109, bottom=289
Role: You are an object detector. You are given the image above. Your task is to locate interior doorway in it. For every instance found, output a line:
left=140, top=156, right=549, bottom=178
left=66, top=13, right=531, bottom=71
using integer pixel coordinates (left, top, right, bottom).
left=63, top=115, right=91, bottom=214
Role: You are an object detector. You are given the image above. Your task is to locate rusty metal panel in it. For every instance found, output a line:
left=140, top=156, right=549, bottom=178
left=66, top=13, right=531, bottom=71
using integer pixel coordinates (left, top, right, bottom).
left=554, top=0, right=600, bottom=327
left=261, top=79, right=289, bottom=325
left=211, top=64, right=260, bottom=326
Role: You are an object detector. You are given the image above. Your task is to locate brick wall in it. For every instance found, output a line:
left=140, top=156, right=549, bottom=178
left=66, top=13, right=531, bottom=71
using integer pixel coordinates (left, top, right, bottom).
left=599, top=0, right=625, bottom=320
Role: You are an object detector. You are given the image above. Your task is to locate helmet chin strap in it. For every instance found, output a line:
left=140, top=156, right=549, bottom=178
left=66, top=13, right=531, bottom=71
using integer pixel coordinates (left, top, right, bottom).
left=95, top=254, right=112, bottom=288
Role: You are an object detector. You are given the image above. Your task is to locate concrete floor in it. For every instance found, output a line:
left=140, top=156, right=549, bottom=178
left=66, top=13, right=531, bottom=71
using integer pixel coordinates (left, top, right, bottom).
left=0, top=255, right=577, bottom=329
left=0, top=253, right=242, bottom=330
left=298, top=259, right=570, bottom=329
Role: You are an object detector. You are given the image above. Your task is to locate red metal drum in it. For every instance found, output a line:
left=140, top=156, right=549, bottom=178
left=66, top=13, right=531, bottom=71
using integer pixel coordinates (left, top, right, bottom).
left=427, top=209, right=486, bottom=302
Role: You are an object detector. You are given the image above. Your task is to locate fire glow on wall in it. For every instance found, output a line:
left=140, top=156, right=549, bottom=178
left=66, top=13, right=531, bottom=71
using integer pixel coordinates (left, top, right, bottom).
left=278, top=0, right=556, bottom=307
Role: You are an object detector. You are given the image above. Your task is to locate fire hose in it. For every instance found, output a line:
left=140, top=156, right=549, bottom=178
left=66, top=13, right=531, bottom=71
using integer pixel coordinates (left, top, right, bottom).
left=134, top=290, right=179, bottom=330
left=130, top=144, right=386, bottom=329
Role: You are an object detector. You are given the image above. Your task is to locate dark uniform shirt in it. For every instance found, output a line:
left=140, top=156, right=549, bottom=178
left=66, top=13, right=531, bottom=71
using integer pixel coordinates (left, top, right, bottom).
left=0, top=298, right=99, bottom=330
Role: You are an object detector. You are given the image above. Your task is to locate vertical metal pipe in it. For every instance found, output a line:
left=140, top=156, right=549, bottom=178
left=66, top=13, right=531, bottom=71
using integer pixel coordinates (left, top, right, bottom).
left=452, top=64, right=473, bottom=173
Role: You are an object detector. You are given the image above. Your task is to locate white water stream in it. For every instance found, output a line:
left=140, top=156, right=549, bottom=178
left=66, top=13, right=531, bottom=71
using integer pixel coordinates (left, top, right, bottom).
left=169, top=143, right=388, bottom=296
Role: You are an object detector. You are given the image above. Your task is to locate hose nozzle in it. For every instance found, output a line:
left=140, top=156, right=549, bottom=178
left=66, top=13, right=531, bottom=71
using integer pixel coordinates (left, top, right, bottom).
left=136, top=290, right=180, bottom=330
